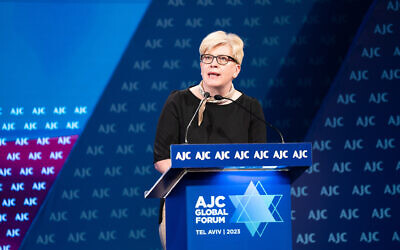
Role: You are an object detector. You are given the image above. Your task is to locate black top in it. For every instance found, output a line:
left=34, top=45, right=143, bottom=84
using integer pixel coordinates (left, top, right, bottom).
left=154, top=88, right=267, bottom=163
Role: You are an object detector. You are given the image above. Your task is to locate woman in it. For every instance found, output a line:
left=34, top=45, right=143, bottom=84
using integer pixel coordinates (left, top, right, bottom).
left=153, top=30, right=266, bottom=249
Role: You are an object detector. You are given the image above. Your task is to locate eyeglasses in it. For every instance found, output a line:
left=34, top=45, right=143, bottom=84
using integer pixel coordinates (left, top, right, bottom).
left=200, top=54, right=238, bottom=65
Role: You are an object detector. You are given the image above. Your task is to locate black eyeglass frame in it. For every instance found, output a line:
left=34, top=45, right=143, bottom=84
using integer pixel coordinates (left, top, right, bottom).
left=200, top=54, right=238, bottom=65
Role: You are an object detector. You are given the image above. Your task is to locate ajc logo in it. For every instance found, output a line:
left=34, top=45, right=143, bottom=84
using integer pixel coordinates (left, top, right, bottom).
left=229, top=181, right=283, bottom=237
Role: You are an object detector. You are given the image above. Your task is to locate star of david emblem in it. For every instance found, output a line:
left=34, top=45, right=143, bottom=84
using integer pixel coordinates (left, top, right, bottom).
left=229, top=181, right=283, bottom=237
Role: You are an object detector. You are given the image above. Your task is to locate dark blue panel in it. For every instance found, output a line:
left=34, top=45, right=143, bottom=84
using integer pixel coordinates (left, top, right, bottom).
left=293, top=0, right=400, bottom=249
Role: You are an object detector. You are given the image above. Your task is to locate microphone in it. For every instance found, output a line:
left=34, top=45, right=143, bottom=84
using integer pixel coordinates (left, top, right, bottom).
left=214, top=95, right=285, bottom=143
left=184, top=92, right=210, bottom=143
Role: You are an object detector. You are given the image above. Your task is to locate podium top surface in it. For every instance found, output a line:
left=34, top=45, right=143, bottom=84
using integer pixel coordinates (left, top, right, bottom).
left=170, top=143, right=312, bottom=169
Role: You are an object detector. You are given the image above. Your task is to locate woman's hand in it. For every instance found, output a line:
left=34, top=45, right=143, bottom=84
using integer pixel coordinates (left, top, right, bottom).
left=154, top=159, right=171, bottom=174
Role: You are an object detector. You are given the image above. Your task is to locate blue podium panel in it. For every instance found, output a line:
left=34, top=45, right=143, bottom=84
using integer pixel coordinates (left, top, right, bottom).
left=171, top=143, right=312, bottom=168
left=145, top=143, right=312, bottom=250
left=166, top=170, right=292, bottom=250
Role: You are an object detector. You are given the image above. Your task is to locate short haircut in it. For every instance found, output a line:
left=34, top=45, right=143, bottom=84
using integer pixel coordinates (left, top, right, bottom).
left=199, top=31, right=244, bottom=65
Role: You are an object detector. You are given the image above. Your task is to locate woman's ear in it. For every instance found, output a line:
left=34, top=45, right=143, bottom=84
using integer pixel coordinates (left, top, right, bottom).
left=233, top=64, right=241, bottom=78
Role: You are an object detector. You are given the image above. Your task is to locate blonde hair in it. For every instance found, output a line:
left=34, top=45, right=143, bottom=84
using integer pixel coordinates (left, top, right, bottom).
left=199, top=31, right=244, bottom=65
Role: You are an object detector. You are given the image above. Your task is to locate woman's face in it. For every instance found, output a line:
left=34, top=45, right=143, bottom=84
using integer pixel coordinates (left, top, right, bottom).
left=200, top=44, right=241, bottom=93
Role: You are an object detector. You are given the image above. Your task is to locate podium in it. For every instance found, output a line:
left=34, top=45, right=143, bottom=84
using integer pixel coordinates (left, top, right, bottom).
left=145, top=143, right=312, bottom=250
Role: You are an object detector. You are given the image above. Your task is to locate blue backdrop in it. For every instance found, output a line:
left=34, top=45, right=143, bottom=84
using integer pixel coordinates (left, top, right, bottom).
left=1, top=0, right=399, bottom=249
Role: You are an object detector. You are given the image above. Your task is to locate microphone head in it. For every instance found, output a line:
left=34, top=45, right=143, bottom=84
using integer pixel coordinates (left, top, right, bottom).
left=203, top=92, right=210, bottom=98
left=214, top=95, right=223, bottom=100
